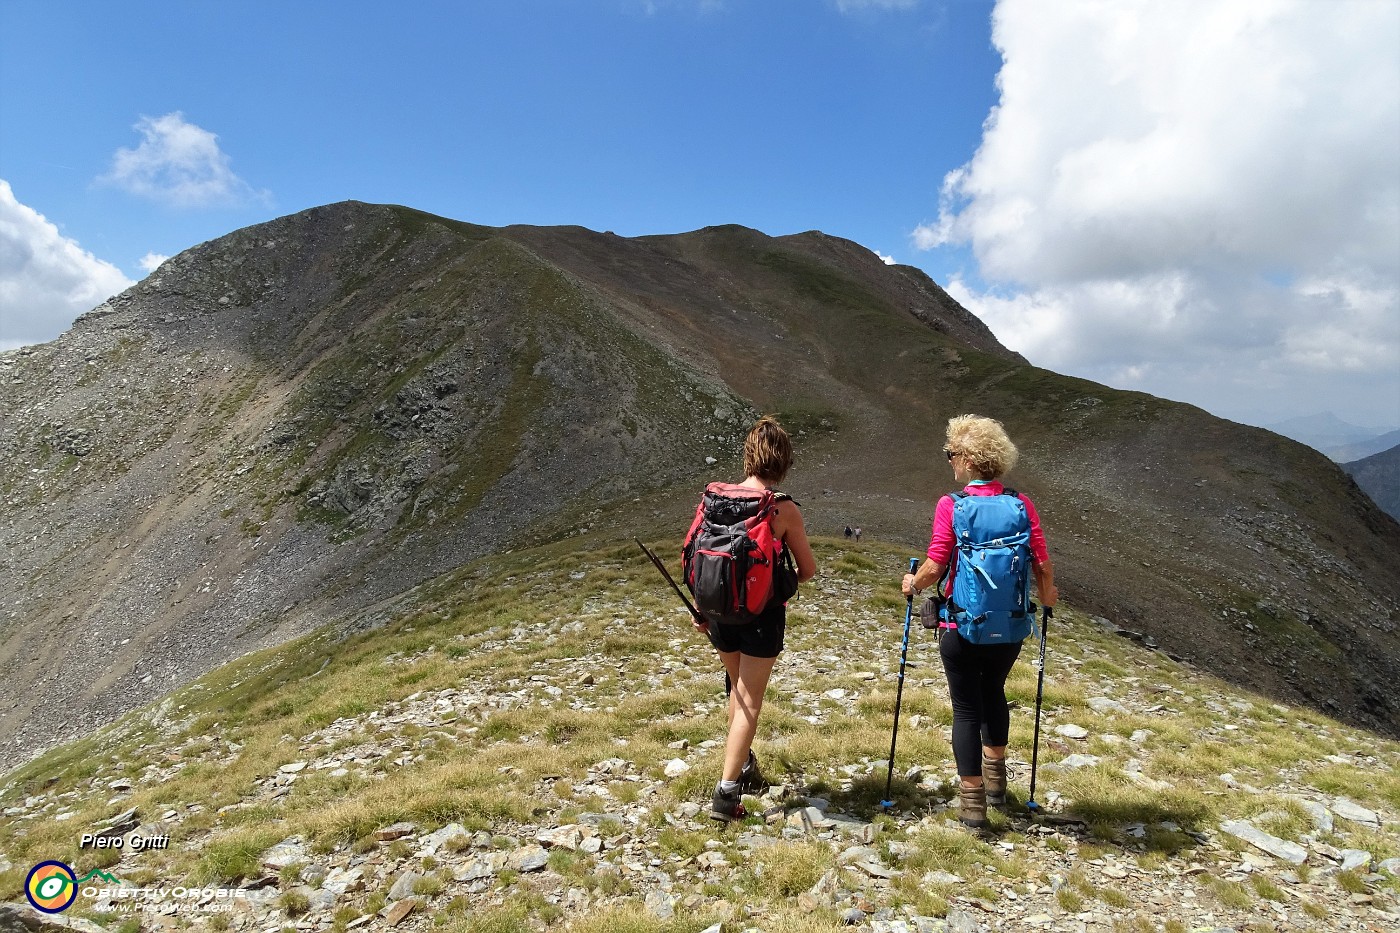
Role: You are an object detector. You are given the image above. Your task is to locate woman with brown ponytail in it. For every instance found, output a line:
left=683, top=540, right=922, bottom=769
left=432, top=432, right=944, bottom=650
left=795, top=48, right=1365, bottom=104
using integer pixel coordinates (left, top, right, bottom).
left=700, top=417, right=817, bottom=821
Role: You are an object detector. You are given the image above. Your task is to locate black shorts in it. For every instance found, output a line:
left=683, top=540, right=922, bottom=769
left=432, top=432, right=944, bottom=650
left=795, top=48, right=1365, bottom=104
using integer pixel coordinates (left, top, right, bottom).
left=708, top=602, right=785, bottom=658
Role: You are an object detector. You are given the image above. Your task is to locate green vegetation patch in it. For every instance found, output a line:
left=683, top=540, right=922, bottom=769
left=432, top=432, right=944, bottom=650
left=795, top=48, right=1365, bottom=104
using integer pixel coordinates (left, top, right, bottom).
left=3, top=534, right=1398, bottom=930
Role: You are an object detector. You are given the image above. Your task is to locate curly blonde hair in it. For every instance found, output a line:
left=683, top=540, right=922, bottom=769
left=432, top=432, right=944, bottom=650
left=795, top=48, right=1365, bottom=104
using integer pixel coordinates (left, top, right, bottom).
left=743, top=416, right=793, bottom=483
left=946, top=414, right=1018, bottom=480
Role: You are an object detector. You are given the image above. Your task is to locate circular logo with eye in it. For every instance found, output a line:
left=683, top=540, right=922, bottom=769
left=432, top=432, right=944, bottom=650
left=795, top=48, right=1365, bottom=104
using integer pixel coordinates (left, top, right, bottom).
left=25, top=861, right=78, bottom=913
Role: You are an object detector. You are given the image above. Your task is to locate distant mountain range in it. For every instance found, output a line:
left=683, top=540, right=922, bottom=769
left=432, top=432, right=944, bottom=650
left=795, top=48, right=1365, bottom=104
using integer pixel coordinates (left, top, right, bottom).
left=1330, top=430, right=1400, bottom=465
left=1266, top=412, right=1400, bottom=461
left=1343, top=443, right=1400, bottom=523
left=2, top=201, right=1397, bottom=767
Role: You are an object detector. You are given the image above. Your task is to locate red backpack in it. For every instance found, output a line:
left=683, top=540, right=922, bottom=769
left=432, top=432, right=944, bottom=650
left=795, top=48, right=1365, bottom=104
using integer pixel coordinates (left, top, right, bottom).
left=682, top=482, right=790, bottom=626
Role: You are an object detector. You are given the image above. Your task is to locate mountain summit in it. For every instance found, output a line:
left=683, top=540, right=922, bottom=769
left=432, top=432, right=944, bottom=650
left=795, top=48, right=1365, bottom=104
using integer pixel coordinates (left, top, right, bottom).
left=1, top=201, right=1397, bottom=766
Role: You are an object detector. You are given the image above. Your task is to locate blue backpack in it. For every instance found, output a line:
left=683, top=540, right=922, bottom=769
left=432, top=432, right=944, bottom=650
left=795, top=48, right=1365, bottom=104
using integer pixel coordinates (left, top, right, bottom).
left=939, top=489, right=1036, bottom=644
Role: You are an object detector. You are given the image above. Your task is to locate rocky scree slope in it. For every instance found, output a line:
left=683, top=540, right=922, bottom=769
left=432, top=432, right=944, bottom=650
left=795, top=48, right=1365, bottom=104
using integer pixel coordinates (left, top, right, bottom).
left=1, top=201, right=1398, bottom=771
left=0, top=538, right=1397, bottom=932
left=0, top=203, right=751, bottom=764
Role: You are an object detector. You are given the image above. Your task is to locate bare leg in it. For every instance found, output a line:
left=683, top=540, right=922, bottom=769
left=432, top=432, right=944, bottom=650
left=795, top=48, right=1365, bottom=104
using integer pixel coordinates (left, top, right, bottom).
left=722, top=654, right=778, bottom=781
left=968, top=743, right=1008, bottom=786
left=717, top=650, right=742, bottom=730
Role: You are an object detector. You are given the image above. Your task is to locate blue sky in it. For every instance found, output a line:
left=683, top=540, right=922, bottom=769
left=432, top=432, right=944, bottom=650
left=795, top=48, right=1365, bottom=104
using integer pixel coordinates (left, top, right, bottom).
left=2, top=0, right=1397, bottom=434
left=0, top=0, right=999, bottom=283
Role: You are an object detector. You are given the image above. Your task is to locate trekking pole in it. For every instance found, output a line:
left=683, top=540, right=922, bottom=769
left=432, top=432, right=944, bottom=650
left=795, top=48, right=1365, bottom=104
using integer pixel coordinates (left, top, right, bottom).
left=880, top=557, right=920, bottom=810
left=636, top=538, right=726, bottom=689
left=635, top=538, right=703, bottom=625
left=1026, top=605, right=1053, bottom=813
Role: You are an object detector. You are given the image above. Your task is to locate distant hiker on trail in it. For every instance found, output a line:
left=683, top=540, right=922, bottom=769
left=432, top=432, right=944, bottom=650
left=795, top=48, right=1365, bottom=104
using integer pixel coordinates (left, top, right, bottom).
left=845, top=525, right=853, bottom=539
left=682, top=416, right=817, bottom=821
left=900, top=415, right=1058, bottom=828
left=854, top=526, right=862, bottom=543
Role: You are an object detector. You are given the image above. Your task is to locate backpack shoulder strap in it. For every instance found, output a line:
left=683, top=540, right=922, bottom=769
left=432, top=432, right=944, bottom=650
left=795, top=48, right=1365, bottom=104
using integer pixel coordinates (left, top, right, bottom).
left=1000, top=488, right=1030, bottom=533
left=951, top=490, right=970, bottom=501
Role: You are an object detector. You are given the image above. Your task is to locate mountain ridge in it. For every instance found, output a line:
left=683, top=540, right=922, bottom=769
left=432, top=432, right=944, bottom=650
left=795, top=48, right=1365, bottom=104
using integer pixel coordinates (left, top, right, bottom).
left=1, top=200, right=1397, bottom=770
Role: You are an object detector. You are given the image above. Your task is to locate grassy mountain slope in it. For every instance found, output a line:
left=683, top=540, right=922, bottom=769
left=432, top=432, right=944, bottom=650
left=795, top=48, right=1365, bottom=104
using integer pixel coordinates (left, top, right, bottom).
left=2, top=537, right=1396, bottom=931
left=1, top=201, right=1397, bottom=774
left=505, top=218, right=1400, bottom=733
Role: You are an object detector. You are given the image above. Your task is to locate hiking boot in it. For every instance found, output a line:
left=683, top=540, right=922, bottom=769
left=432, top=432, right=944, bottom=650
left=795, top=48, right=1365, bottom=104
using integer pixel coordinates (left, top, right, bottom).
left=982, top=754, right=1008, bottom=807
left=959, top=782, right=989, bottom=829
left=710, top=784, right=747, bottom=822
left=737, top=751, right=769, bottom=795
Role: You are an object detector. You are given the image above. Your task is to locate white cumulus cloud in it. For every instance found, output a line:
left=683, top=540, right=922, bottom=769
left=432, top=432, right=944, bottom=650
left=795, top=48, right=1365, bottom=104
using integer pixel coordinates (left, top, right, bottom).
left=0, top=180, right=134, bottom=350
left=99, top=112, right=269, bottom=208
left=138, top=252, right=169, bottom=273
left=921, top=0, right=1400, bottom=427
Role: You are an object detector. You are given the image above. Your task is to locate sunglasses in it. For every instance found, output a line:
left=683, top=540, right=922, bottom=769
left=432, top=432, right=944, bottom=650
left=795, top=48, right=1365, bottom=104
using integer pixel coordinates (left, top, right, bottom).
left=944, top=448, right=957, bottom=461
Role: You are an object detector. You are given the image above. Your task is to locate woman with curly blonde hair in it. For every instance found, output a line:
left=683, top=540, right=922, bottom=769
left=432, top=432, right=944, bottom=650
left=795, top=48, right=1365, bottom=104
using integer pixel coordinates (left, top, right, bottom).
left=900, top=415, right=1058, bottom=828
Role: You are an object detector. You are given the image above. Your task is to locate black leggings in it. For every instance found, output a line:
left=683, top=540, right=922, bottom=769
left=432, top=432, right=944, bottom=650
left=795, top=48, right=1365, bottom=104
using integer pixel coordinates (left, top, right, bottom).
left=939, top=629, right=1023, bottom=778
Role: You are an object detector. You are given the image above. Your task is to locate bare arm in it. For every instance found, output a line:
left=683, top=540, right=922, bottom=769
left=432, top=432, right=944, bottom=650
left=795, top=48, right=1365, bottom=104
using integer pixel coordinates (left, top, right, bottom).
left=901, top=557, right=946, bottom=597
left=1033, top=559, right=1058, bottom=607
left=776, top=499, right=817, bottom=582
